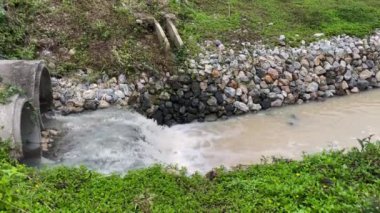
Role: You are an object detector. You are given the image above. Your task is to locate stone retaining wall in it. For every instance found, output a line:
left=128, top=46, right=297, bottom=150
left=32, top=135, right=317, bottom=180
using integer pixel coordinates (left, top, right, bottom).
left=52, top=31, right=380, bottom=126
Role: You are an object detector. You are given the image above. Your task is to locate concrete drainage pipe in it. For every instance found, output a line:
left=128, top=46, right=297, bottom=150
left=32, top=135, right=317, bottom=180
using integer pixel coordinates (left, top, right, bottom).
left=0, top=60, right=53, bottom=114
left=0, top=95, right=41, bottom=161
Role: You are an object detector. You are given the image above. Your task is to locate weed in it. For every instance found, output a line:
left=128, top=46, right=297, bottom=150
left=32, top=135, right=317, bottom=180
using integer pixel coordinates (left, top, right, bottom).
left=0, top=83, right=23, bottom=104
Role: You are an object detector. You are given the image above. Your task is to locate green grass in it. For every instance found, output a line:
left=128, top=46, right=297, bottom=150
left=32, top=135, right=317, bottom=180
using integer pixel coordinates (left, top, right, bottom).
left=0, top=0, right=380, bottom=77
left=170, top=0, right=380, bottom=46
left=0, top=138, right=379, bottom=212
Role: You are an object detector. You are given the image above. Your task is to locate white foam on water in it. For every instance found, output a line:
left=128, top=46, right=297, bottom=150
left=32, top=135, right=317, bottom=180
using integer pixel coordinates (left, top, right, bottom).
left=49, top=109, right=220, bottom=173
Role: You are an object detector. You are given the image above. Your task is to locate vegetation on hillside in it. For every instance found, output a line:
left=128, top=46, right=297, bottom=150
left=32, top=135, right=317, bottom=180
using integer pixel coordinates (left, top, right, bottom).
left=1, top=0, right=380, bottom=78
left=171, top=0, right=380, bottom=46
left=0, top=0, right=175, bottom=78
left=0, top=139, right=379, bottom=212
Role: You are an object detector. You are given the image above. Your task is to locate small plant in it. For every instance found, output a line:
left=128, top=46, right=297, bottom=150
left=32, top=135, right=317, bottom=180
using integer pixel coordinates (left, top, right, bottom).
left=357, top=134, right=374, bottom=150
left=0, top=84, right=23, bottom=104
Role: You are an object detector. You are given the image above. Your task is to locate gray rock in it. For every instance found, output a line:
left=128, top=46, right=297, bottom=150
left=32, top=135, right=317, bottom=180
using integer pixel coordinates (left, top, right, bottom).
left=200, top=82, right=208, bottom=91
left=351, top=87, right=359, bottom=93
left=366, top=60, right=375, bottom=69
left=118, top=74, right=127, bottom=84
left=179, top=106, right=186, bottom=114
left=165, top=101, right=173, bottom=108
left=324, top=62, right=332, bottom=71
left=238, top=54, right=247, bottom=61
left=238, top=71, right=249, bottom=82
left=69, top=98, right=85, bottom=107
left=115, top=90, right=125, bottom=99
left=341, top=81, right=349, bottom=90
left=261, top=61, right=271, bottom=70
left=159, top=91, right=171, bottom=100
left=99, top=100, right=110, bottom=109
left=357, top=80, right=369, bottom=90
left=271, top=99, right=283, bottom=107
left=136, top=82, right=145, bottom=91
left=104, top=95, right=114, bottom=103
left=83, top=90, right=96, bottom=100
left=304, top=93, right=311, bottom=100
left=96, top=89, right=114, bottom=99
left=306, top=82, right=319, bottom=93
left=315, top=66, right=326, bottom=75
left=293, top=62, right=301, bottom=70
left=84, top=100, right=98, bottom=110
left=325, top=90, right=334, bottom=98
left=353, top=53, right=361, bottom=60
left=207, top=96, right=218, bottom=106
left=236, top=88, right=243, bottom=96
left=297, top=99, right=304, bottom=104
left=89, top=83, right=98, bottom=89
left=224, top=87, right=236, bottom=97
left=207, top=85, right=218, bottom=93
left=260, top=81, right=269, bottom=89
left=234, top=101, right=249, bottom=112
left=359, top=70, right=373, bottom=80
left=249, top=103, right=262, bottom=111
left=198, top=102, right=206, bottom=111
left=120, top=84, right=132, bottom=97
left=344, top=70, right=352, bottom=80
left=301, top=59, right=310, bottom=68
left=205, top=64, right=213, bottom=73
left=376, top=71, right=380, bottom=82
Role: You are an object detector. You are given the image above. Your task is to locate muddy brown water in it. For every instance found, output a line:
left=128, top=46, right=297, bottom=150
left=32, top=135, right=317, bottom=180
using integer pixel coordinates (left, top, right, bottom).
left=44, top=90, right=380, bottom=174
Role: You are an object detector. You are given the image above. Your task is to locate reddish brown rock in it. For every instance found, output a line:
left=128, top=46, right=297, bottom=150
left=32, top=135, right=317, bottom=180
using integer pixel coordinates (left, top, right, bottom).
left=211, top=69, right=220, bottom=78
left=264, top=75, right=274, bottom=84
left=267, top=68, right=279, bottom=80
left=228, top=80, right=239, bottom=89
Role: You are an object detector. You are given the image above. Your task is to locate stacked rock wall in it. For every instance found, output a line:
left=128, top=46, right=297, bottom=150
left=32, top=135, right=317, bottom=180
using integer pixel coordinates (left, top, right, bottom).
left=148, top=31, right=380, bottom=125
left=51, top=31, right=380, bottom=126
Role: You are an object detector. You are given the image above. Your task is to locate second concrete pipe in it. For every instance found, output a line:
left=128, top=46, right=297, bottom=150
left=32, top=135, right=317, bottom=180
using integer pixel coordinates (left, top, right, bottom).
left=0, top=60, right=53, bottom=161
left=0, top=95, right=41, bottom=161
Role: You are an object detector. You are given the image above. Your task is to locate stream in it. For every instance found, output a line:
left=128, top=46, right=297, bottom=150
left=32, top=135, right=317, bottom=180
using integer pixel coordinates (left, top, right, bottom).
left=43, top=90, right=380, bottom=174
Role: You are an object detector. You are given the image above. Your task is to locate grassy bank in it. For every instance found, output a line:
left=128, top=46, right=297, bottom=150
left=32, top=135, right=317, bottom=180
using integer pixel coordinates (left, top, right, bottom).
left=170, top=0, right=380, bottom=46
left=1, top=0, right=380, bottom=77
left=1, top=139, right=379, bottom=212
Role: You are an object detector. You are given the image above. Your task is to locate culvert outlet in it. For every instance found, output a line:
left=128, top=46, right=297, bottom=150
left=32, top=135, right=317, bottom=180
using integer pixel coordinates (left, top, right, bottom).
left=0, top=60, right=53, bottom=115
left=0, top=95, right=42, bottom=161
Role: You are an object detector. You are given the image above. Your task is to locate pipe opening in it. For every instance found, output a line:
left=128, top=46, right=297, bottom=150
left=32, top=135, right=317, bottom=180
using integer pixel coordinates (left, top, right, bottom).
left=20, top=102, right=41, bottom=160
left=39, top=67, right=53, bottom=113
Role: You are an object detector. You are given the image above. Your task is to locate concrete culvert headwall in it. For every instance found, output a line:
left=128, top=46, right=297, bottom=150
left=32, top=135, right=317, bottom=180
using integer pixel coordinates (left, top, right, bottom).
left=0, top=95, right=41, bottom=161
left=0, top=60, right=53, bottom=114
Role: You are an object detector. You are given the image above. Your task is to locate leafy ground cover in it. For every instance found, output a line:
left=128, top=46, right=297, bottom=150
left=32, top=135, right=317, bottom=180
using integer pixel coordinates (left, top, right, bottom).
left=0, top=139, right=379, bottom=212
